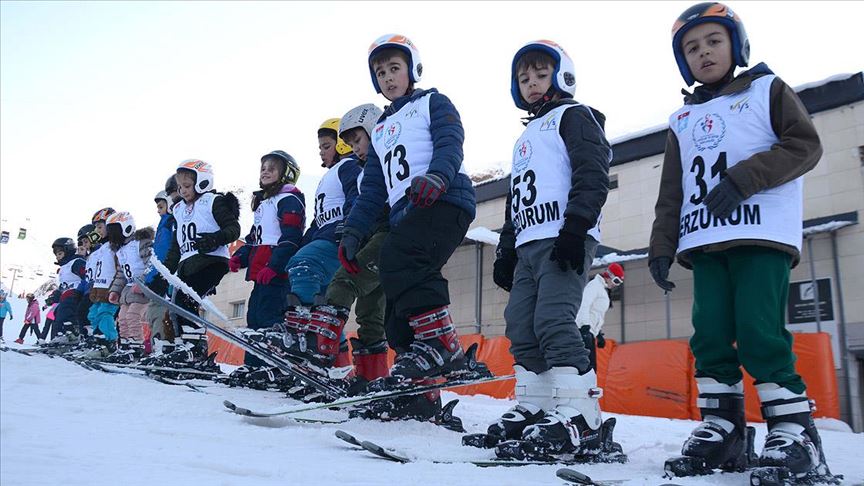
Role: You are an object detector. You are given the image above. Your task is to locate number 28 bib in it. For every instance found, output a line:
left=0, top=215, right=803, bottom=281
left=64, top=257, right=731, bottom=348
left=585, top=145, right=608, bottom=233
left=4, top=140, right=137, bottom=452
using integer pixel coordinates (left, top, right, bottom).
left=671, top=75, right=802, bottom=254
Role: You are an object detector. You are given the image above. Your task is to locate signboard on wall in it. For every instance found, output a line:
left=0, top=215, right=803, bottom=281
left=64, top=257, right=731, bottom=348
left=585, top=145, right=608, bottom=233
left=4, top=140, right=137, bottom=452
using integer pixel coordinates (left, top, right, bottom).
left=787, top=278, right=840, bottom=369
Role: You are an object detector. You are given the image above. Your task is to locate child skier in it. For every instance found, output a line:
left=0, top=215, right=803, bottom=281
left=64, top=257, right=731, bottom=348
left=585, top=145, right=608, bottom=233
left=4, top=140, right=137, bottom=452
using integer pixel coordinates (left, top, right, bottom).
left=478, top=40, right=616, bottom=463
left=337, top=34, right=484, bottom=420
left=227, top=150, right=304, bottom=378
left=102, top=211, right=154, bottom=363
left=15, top=293, right=40, bottom=344
left=144, top=184, right=178, bottom=351
left=0, top=291, right=13, bottom=343
left=74, top=223, right=99, bottom=341
left=273, top=121, right=360, bottom=370
left=147, top=159, right=240, bottom=369
left=41, top=237, right=86, bottom=344
left=575, top=263, right=624, bottom=370
left=84, top=208, right=121, bottom=356
left=327, top=103, right=391, bottom=391
left=649, top=3, right=834, bottom=483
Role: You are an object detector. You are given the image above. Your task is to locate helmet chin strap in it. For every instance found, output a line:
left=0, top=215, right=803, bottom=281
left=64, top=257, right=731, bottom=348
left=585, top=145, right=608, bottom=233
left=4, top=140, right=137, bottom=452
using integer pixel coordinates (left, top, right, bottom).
left=527, top=85, right=559, bottom=116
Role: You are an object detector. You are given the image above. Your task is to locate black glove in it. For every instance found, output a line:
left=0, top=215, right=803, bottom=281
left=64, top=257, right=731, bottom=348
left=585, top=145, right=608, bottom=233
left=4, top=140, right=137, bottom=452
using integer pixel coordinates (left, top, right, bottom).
left=649, top=256, right=676, bottom=292
left=704, top=178, right=745, bottom=220
left=492, top=247, right=517, bottom=292
left=338, top=227, right=363, bottom=274
left=409, top=173, right=446, bottom=207
left=334, top=222, right=345, bottom=244
left=550, top=217, right=591, bottom=274
left=194, top=232, right=221, bottom=254
left=596, top=331, right=606, bottom=349
left=147, top=275, right=168, bottom=297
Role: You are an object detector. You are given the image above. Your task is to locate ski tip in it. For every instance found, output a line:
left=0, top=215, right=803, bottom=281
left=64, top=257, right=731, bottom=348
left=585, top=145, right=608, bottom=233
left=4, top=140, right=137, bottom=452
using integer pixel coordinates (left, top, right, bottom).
left=555, top=468, right=593, bottom=485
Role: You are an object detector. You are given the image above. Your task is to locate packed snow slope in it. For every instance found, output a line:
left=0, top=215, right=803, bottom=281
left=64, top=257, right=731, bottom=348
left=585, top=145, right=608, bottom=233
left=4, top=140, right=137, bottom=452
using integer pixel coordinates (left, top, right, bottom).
left=1, top=344, right=862, bottom=485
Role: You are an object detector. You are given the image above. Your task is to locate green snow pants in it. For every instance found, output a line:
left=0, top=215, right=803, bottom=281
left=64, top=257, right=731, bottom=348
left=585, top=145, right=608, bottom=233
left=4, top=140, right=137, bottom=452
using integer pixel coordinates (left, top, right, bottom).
left=690, top=245, right=805, bottom=394
left=325, top=230, right=387, bottom=347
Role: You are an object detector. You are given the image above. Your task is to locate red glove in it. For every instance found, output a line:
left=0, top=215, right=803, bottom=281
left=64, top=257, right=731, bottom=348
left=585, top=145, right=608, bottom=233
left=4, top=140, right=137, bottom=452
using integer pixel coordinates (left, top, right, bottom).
left=108, top=292, right=120, bottom=304
left=338, top=236, right=361, bottom=275
left=229, top=255, right=242, bottom=273
left=255, top=267, right=279, bottom=285
left=409, top=173, right=446, bottom=207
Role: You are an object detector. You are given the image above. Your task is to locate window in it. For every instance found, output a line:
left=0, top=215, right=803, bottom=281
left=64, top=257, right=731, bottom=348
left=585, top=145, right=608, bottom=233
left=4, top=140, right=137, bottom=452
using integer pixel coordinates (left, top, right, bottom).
left=231, top=301, right=245, bottom=319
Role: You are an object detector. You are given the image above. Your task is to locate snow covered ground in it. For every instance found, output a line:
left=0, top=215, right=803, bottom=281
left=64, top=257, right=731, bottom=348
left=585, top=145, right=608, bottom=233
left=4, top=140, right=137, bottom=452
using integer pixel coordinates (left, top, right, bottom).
left=2, top=314, right=862, bottom=485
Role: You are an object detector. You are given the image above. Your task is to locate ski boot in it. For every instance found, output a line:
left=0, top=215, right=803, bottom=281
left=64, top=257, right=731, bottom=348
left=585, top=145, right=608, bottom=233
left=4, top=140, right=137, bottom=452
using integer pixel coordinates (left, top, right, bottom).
left=139, top=337, right=220, bottom=377
left=463, top=364, right=550, bottom=449
left=80, top=339, right=118, bottom=360
left=101, top=340, right=145, bottom=364
left=345, top=338, right=390, bottom=396
left=221, top=365, right=292, bottom=390
left=749, top=383, right=841, bottom=485
left=348, top=379, right=465, bottom=432
left=390, top=306, right=490, bottom=381
left=665, top=378, right=756, bottom=478
left=496, top=367, right=625, bottom=463
left=287, top=304, right=350, bottom=369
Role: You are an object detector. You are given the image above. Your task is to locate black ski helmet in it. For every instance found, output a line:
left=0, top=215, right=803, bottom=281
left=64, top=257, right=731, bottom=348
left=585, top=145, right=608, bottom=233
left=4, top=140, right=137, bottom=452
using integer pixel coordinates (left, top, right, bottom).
left=52, top=237, right=76, bottom=256
left=671, top=2, right=750, bottom=86
left=164, top=174, right=178, bottom=195
left=261, top=150, right=301, bottom=185
left=77, top=224, right=98, bottom=245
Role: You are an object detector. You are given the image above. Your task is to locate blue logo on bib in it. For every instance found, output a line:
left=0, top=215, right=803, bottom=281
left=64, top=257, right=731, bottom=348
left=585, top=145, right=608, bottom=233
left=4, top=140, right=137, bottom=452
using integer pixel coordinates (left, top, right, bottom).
left=384, top=122, right=402, bottom=149
left=692, top=113, right=726, bottom=151
left=513, top=140, right=533, bottom=173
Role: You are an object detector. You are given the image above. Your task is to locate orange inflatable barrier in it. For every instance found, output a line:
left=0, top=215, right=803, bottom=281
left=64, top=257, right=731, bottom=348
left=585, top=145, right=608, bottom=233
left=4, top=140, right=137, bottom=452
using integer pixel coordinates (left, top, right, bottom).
left=207, top=332, right=245, bottom=366
left=604, top=340, right=694, bottom=419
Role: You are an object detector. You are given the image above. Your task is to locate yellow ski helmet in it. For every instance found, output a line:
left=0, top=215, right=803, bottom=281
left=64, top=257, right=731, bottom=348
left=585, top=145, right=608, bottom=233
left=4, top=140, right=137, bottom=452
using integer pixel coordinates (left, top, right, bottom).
left=318, top=118, right=352, bottom=156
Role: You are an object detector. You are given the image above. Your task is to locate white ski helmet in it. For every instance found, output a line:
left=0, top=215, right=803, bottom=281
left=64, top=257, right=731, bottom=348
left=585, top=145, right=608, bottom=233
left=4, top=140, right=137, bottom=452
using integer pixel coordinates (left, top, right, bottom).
left=367, top=34, right=422, bottom=94
left=511, top=40, right=577, bottom=110
left=154, top=191, right=168, bottom=204
left=177, top=159, right=214, bottom=194
left=339, top=103, right=383, bottom=139
left=106, top=211, right=136, bottom=238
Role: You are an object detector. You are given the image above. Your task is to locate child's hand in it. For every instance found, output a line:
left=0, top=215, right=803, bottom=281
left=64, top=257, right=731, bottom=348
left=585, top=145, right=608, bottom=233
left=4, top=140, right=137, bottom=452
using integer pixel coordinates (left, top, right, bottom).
left=108, top=292, right=120, bottom=304
left=493, top=247, right=517, bottom=292
left=409, top=173, right=447, bottom=207
left=228, top=256, right=242, bottom=273
left=255, top=267, right=278, bottom=285
left=649, top=257, right=676, bottom=292
left=338, top=228, right=362, bottom=274
left=704, top=178, right=745, bottom=220
left=194, top=233, right=221, bottom=253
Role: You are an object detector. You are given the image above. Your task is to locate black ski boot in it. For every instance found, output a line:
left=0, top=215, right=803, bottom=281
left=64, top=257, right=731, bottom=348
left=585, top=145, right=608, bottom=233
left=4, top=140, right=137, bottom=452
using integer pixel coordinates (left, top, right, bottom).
left=101, top=340, right=145, bottom=364
left=463, top=364, right=550, bottom=449
left=348, top=380, right=465, bottom=432
left=390, top=306, right=490, bottom=381
left=665, top=378, right=756, bottom=478
left=496, top=368, right=624, bottom=463
left=750, top=383, right=841, bottom=485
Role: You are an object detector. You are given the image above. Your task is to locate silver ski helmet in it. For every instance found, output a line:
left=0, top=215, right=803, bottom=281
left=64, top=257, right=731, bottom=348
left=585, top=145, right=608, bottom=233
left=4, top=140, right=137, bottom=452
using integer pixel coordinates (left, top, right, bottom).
left=339, top=104, right=383, bottom=140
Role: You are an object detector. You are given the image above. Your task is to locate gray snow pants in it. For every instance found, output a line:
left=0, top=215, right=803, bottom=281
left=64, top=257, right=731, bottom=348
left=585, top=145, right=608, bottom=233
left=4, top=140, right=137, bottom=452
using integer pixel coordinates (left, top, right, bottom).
left=504, top=236, right=598, bottom=374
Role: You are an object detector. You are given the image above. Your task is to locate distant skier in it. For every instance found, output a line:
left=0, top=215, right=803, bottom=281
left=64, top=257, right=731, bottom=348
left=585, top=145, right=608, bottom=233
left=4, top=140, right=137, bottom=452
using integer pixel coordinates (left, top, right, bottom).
left=15, top=293, right=41, bottom=344
left=575, top=263, right=624, bottom=370
left=0, top=291, right=13, bottom=343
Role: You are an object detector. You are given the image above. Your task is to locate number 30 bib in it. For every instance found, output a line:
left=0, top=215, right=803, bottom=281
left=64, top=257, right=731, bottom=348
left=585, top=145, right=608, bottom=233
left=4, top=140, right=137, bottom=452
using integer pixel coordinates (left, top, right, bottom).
left=671, top=75, right=802, bottom=254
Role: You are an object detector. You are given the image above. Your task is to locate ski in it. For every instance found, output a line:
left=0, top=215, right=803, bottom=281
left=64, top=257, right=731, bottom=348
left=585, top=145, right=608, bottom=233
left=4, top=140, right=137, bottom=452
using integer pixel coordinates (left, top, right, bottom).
left=76, top=360, right=208, bottom=392
left=749, top=466, right=843, bottom=486
left=222, top=400, right=346, bottom=424
left=75, top=359, right=225, bottom=378
left=219, top=372, right=512, bottom=418
left=134, top=275, right=345, bottom=399
left=335, top=430, right=625, bottom=468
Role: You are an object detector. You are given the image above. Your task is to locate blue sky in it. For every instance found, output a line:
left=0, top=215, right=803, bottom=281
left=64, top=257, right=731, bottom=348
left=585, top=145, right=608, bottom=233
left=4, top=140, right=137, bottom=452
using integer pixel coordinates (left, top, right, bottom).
left=2, top=1, right=862, bottom=291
